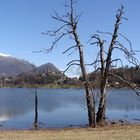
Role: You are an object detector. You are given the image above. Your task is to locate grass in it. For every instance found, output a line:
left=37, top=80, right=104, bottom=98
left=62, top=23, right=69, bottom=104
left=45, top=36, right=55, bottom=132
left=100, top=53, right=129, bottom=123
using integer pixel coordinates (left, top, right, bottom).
left=0, top=124, right=140, bottom=140
left=2, top=83, right=80, bottom=89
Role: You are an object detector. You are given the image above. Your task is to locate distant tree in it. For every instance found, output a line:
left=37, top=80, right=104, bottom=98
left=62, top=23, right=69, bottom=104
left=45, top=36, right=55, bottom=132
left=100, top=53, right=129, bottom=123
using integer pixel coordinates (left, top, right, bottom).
left=89, top=6, right=140, bottom=125
left=42, top=0, right=96, bottom=127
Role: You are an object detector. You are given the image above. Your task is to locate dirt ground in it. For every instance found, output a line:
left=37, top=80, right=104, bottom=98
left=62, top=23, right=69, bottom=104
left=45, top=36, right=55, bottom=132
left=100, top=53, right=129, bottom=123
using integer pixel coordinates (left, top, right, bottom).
left=0, top=124, right=140, bottom=140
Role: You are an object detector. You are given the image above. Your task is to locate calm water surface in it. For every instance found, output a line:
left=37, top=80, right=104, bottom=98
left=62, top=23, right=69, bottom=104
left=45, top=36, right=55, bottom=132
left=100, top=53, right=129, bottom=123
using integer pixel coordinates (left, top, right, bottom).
left=0, top=88, right=139, bottom=130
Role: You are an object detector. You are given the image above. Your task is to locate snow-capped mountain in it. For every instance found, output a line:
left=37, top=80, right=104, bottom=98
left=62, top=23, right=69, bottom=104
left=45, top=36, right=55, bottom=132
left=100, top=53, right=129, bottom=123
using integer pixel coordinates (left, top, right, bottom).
left=0, top=53, right=62, bottom=77
left=0, top=53, right=11, bottom=57
left=0, top=53, right=34, bottom=76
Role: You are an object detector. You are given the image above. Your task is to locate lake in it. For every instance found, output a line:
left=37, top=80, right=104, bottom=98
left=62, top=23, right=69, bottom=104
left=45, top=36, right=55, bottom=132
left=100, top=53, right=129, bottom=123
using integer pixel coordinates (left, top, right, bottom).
left=0, top=88, right=140, bottom=130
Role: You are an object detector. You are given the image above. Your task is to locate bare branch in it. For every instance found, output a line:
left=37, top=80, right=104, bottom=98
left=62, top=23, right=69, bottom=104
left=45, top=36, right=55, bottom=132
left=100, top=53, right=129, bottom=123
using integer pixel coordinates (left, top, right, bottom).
left=74, top=13, right=82, bottom=24
left=32, top=50, right=43, bottom=53
left=97, top=30, right=113, bottom=36
left=109, top=73, right=140, bottom=96
left=67, top=60, right=80, bottom=66
left=94, top=67, right=101, bottom=73
left=63, top=0, right=78, bottom=8
left=110, top=59, right=123, bottom=66
left=67, top=49, right=77, bottom=56
left=118, top=33, right=132, bottom=48
left=90, top=34, right=102, bottom=44
left=114, top=41, right=139, bottom=65
left=86, top=51, right=100, bottom=70
left=63, top=63, right=80, bottom=74
left=62, top=45, right=77, bottom=54
left=42, top=24, right=69, bottom=37
left=86, top=60, right=101, bottom=66
left=51, top=10, right=70, bottom=24
left=46, top=32, right=72, bottom=53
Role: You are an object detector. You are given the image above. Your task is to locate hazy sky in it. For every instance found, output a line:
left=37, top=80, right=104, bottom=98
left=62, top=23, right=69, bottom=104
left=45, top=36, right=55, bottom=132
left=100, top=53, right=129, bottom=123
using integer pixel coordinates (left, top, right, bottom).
left=0, top=0, right=140, bottom=77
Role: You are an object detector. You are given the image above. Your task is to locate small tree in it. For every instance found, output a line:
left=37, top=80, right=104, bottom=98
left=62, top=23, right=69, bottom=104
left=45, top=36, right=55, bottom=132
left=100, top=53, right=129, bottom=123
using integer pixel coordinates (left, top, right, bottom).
left=89, top=6, right=140, bottom=125
left=42, top=0, right=96, bottom=127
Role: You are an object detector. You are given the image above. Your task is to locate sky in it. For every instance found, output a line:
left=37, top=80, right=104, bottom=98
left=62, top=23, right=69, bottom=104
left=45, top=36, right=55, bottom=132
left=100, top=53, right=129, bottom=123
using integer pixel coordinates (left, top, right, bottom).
left=0, top=0, right=140, bottom=77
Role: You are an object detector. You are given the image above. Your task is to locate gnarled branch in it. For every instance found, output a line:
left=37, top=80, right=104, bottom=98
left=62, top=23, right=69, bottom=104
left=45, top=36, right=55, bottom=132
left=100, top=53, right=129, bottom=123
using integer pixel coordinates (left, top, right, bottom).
left=109, top=73, right=140, bottom=96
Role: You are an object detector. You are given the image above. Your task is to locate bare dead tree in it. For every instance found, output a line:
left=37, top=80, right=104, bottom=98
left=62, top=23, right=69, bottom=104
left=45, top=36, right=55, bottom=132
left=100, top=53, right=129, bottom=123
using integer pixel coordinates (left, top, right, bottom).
left=89, top=6, right=140, bottom=125
left=42, top=0, right=96, bottom=127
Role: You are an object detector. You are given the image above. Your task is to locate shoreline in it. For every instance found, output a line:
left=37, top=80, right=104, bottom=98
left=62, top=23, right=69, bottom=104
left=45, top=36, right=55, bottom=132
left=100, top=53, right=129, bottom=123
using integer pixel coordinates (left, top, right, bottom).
left=0, top=85, right=139, bottom=89
left=0, top=123, right=139, bottom=140
left=0, top=121, right=140, bottom=131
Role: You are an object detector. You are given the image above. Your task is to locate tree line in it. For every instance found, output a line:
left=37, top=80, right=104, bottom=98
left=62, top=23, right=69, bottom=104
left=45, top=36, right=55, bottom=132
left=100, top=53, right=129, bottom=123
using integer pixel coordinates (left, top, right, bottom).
left=88, top=66, right=140, bottom=87
left=1, top=65, right=140, bottom=88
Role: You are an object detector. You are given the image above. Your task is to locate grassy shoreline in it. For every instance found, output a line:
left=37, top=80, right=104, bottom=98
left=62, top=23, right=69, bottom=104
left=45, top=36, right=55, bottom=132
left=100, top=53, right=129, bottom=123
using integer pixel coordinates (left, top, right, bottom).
left=1, top=84, right=139, bottom=89
left=0, top=124, right=140, bottom=140
left=0, top=84, right=81, bottom=89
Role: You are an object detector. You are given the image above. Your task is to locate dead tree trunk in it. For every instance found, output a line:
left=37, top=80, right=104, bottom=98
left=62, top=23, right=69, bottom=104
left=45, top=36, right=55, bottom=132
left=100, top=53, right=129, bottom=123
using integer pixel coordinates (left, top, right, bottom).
left=96, top=82, right=107, bottom=125
left=43, top=0, right=96, bottom=127
left=96, top=7, right=124, bottom=125
left=73, top=27, right=96, bottom=127
left=89, top=6, right=139, bottom=125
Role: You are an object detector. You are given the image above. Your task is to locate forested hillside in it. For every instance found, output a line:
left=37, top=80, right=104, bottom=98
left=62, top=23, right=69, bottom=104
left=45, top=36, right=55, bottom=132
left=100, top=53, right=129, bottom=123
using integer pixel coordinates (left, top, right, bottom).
left=88, top=66, right=140, bottom=87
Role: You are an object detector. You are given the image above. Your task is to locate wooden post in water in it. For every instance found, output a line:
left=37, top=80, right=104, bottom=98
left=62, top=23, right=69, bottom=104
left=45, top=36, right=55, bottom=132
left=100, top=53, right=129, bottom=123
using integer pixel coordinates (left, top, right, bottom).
left=34, top=88, right=38, bottom=130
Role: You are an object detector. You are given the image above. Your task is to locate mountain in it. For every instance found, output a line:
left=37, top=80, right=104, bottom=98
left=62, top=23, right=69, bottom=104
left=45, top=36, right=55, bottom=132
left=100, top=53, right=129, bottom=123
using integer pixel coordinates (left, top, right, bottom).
left=0, top=53, right=62, bottom=78
left=36, top=63, right=62, bottom=74
left=27, top=63, right=63, bottom=76
left=0, top=55, right=34, bottom=77
left=14, top=63, right=63, bottom=85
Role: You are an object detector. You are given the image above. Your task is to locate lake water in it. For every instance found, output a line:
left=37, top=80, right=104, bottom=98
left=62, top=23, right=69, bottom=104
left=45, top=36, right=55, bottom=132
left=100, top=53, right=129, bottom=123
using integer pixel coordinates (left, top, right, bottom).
left=0, top=88, right=139, bottom=130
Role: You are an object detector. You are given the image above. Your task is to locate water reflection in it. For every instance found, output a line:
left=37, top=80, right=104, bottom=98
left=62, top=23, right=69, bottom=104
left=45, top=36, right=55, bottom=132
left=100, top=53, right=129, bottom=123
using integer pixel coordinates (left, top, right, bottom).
left=107, top=89, right=140, bottom=111
left=0, top=88, right=34, bottom=123
left=0, top=88, right=139, bottom=129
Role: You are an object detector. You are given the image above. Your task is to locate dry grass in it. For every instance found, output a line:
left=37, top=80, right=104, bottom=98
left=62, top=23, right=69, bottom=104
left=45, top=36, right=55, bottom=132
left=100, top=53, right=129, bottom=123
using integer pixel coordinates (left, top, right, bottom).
left=0, top=124, right=140, bottom=140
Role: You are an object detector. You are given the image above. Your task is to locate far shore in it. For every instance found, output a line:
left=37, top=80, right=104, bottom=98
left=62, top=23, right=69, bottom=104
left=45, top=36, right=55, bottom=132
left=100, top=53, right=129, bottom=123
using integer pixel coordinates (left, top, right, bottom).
left=1, top=83, right=140, bottom=89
